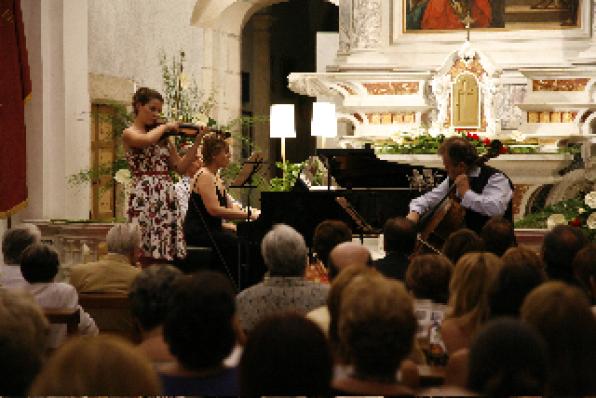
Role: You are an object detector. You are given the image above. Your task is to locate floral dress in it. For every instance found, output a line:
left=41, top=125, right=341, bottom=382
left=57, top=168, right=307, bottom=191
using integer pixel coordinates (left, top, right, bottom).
left=126, top=144, right=186, bottom=261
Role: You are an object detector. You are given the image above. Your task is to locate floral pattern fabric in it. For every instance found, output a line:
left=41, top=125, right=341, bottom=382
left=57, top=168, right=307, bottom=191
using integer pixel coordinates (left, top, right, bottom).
left=126, top=144, right=186, bottom=261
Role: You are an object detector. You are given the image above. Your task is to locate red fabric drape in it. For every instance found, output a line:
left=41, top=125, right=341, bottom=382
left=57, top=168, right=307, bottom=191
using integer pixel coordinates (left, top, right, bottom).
left=0, top=0, right=30, bottom=218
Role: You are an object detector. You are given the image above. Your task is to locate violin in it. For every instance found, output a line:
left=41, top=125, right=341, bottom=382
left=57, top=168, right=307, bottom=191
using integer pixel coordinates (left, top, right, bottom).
left=414, top=140, right=504, bottom=255
left=147, top=120, right=232, bottom=140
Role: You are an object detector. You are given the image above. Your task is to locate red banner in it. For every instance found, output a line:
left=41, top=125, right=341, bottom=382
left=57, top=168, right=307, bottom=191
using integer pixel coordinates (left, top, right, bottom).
left=0, top=0, right=30, bottom=218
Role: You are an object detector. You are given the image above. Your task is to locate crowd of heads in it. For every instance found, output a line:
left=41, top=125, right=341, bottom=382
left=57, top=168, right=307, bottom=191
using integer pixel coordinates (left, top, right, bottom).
left=1, top=217, right=595, bottom=396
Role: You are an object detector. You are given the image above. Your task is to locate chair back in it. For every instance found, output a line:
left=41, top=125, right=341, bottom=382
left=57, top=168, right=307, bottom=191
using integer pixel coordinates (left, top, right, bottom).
left=78, top=293, right=140, bottom=343
left=44, top=307, right=80, bottom=335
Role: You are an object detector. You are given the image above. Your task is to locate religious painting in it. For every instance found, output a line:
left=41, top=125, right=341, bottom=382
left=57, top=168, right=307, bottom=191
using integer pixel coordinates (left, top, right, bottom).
left=405, top=0, right=580, bottom=30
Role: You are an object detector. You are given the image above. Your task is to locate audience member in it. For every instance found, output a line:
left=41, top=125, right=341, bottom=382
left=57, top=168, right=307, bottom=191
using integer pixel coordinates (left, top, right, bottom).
left=332, top=276, right=417, bottom=395
left=236, top=224, right=328, bottom=332
left=69, top=223, right=141, bottom=294
left=20, top=244, right=98, bottom=349
left=441, top=228, right=484, bottom=265
left=406, top=254, right=453, bottom=304
left=441, top=252, right=501, bottom=354
left=467, top=318, right=548, bottom=397
left=240, top=312, right=332, bottom=395
left=572, top=242, right=596, bottom=306
left=489, top=246, right=545, bottom=318
left=0, top=288, right=48, bottom=395
left=327, top=241, right=372, bottom=279
left=29, top=335, right=161, bottom=395
left=312, top=219, right=352, bottom=268
left=161, top=271, right=239, bottom=395
left=480, top=216, right=516, bottom=257
left=405, top=254, right=453, bottom=342
left=0, top=223, right=41, bottom=288
left=374, top=217, right=417, bottom=280
left=542, top=224, right=588, bottom=284
left=521, top=281, right=596, bottom=395
left=311, top=265, right=379, bottom=347
left=129, top=265, right=182, bottom=364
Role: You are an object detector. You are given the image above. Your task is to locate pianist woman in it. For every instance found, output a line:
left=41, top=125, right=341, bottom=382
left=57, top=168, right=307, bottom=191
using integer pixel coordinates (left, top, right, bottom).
left=123, top=87, right=204, bottom=265
left=183, top=134, right=258, bottom=285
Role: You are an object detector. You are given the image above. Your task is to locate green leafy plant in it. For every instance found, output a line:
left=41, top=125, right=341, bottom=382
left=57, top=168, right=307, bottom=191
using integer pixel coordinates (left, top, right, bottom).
left=269, top=161, right=306, bottom=192
left=515, top=194, right=596, bottom=240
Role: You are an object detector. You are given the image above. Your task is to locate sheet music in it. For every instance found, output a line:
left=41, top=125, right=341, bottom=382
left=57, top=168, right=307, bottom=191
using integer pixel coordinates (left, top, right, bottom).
left=231, top=152, right=264, bottom=187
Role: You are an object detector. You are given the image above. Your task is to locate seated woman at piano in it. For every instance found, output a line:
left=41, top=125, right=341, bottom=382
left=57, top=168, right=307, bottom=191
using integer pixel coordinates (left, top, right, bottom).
left=406, top=136, right=513, bottom=234
left=183, top=134, right=258, bottom=285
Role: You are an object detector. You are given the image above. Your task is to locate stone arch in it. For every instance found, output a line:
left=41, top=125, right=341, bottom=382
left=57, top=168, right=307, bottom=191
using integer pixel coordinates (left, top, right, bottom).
left=191, top=0, right=338, bottom=125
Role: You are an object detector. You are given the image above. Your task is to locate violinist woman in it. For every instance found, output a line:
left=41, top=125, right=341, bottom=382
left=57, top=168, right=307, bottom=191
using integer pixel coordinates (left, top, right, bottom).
left=123, top=87, right=204, bottom=264
left=407, top=136, right=513, bottom=234
left=184, top=134, right=258, bottom=285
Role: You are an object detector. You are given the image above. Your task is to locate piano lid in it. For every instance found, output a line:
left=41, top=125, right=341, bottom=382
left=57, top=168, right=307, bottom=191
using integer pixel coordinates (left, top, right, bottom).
left=316, top=148, right=428, bottom=189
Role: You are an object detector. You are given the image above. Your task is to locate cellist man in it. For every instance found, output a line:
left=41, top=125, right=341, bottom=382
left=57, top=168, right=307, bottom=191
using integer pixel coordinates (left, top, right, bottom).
left=406, top=136, right=514, bottom=234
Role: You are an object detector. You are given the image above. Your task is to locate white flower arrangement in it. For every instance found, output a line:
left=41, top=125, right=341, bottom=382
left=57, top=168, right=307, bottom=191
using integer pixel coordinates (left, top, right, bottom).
left=587, top=212, right=596, bottom=230
left=546, top=213, right=567, bottom=229
left=114, top=169, right=132, bottom=186
left=584, top=191, right=596, bottom=209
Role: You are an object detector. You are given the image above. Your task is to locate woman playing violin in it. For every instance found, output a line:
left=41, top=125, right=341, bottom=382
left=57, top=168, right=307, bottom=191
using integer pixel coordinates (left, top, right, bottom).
left=407, top=136, right=513, bottom=234
left=122, top=87, right=205, bottom=264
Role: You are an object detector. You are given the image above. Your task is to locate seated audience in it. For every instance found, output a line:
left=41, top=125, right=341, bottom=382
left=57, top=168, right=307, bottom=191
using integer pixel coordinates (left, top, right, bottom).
left=441, top=228, right=484, bottom=265
left=572, top=242, right=596, bottom=306
left=521, top=281, right=596, bottom=396
left=161, top=271, right=239, bottom=396
left=542, top=224, right=588, bottom=284
left=0, top=223, right=41, bottom=288
left=489, top=246, right=545, bottom=318
left=327, top=241, right=372, bottom=279
left=29, top=335, right=160, bottom=395
left=441, top=252, right=501, bottom=354
left=0, top=288, right=49, bottom=395
left=240, top=312, right=332, bottom=395
left=405, top=254, right=453, bottom=343
left=374, top=217, right=417, bottom=281
left=129, top=265, right=183, bottom=364
left=467, top=319, right=548, bottom=397
left=20, top=244, right=98, bottom=348
left=480, top=216, right=516, bottom=257
left=69, top=223, right=141, bottom=294
left=332, top=275, right=417, bottom=395
left=236, top=224, right=329, bottom=332
left=312, top=219, right=352, bottom=269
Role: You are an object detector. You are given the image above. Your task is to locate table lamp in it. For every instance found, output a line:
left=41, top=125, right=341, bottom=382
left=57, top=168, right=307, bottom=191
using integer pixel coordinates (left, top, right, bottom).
left=270, top=104, right=296, bottom=163
left=311, top=102, right=337, bottom=149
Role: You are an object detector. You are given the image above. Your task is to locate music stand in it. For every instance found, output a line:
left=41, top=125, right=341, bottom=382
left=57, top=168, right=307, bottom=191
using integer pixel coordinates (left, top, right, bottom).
left=231, top=152, right=264, bottom=290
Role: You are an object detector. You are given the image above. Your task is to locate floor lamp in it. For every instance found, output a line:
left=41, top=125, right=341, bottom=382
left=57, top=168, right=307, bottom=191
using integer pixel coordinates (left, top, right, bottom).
left=311, top=102, right=338, bottom=148
left=270, top=104, right=296, bottom=163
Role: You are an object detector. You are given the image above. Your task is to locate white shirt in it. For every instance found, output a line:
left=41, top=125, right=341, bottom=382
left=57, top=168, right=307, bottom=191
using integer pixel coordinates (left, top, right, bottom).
left=409, top=166, right=513, bottom=218
left=174, top=176, right=191, bottom=220
left=26, top=282, right=99, bottom=348
left=0, top=263, right=27, bottom=289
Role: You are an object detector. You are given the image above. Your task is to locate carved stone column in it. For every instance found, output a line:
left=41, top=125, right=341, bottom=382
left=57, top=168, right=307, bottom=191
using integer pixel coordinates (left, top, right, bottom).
left=575, top=0, right=596, bottom=62
left=250, top=14, right=273, bottom=172
left=351, top=0, right=382, bottom=50
left=338, top=0, right=383, bottom=55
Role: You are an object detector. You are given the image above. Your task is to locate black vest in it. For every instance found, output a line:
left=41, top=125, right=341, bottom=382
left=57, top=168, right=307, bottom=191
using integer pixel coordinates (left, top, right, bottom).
left=462, top=165, right=514, bottom=233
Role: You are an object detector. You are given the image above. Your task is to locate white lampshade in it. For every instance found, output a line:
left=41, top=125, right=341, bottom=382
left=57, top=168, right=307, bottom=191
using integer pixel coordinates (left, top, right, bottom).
left=311, top=102, right=337, bottom=138
left=270, top=104, right=296, bottom=138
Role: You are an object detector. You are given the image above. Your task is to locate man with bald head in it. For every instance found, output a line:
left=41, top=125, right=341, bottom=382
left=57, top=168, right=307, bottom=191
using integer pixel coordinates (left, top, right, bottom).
left=327, top=241, right=373, bottom=281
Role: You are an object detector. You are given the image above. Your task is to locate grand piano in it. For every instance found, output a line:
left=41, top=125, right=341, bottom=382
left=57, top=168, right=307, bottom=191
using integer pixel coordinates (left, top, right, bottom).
left=236, top=147, right=445, bottom=288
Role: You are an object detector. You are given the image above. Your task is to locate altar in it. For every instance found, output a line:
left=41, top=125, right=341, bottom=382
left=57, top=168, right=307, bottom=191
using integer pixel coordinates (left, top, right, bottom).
left=287, top=0, right=596, bottom=219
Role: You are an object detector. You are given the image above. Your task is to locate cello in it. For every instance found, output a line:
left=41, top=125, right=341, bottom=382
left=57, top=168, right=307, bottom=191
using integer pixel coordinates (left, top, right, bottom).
left=414, top=139, right=504, bottom=255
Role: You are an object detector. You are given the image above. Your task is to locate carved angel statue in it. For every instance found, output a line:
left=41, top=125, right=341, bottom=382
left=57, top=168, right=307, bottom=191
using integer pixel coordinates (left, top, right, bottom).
left=431, top=75, right=452, bottom=127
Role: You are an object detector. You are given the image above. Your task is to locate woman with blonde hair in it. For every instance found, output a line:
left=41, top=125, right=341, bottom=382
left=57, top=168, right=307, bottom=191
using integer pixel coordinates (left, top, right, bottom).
left=29, top=335, right=161, bottom=395
left=441, top=252, right=502, bottom=354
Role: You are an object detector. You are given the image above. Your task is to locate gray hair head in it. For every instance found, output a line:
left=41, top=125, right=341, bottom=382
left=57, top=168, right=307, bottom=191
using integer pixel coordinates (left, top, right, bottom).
left=260, top=224, right=308, bottom=276
left=106, top=223, right=141, bottom=255
left=1, top=224, right=41, bottom=264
